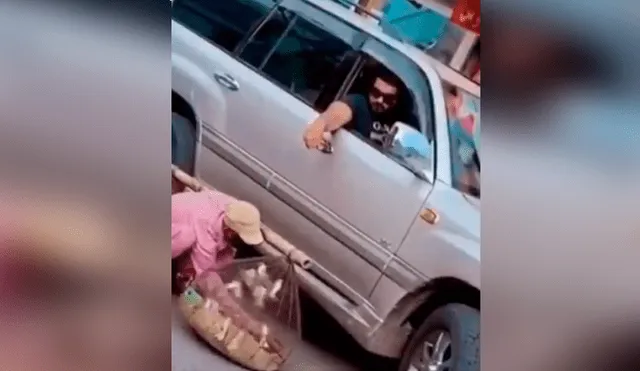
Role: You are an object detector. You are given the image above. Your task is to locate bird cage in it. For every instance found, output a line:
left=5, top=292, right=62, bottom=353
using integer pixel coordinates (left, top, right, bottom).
left=178, top=255, right=301, bottom=371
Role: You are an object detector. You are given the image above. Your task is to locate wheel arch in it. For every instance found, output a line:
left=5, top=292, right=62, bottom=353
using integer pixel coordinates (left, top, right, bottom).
left=389, top=276, right=480, bottom=329
left=172, top=91, right=199, bottom=175
left=172, top=90, right=198, bottom=130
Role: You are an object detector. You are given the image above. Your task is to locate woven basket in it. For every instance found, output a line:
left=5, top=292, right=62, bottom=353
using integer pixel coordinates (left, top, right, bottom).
left=179, top=286, right=288, bottom=371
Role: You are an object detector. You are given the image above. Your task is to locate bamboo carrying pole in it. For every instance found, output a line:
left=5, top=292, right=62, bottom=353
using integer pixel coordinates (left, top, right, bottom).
left=171, top=166, right=313, bottom=270
left=260, top=228, right=312, bottom=270
left=172, top=164, right=203, bottom=191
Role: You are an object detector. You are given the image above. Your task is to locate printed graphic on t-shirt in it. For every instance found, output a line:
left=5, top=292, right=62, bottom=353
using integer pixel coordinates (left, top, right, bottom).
left=370, top=121, right=393, bottom=144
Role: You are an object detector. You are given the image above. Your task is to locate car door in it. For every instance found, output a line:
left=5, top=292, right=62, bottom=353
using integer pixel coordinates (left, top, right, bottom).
left=229, top=1, right=434, bottom=296
left=309, top=39, right=438, bottom=276
left=223, top=0, right=395, bottom=299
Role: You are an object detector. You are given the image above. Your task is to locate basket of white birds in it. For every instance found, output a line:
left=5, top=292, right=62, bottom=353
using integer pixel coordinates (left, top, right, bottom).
left=179, top=256, right=301, bottom=371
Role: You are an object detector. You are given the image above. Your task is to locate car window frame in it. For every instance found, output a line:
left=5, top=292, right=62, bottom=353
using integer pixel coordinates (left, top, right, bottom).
left=171, top=0, right=281, bottom=56
left=232, top=0, right=367, bottom=110
left=351, top=38, right=437, bottom=183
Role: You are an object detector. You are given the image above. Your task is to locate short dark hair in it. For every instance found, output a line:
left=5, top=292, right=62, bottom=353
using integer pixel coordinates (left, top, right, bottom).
left=375, top=65, right=404, bottom=90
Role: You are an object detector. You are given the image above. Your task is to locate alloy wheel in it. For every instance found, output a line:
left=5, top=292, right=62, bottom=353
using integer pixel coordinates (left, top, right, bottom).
left=407, top=330, right=452, bottom=371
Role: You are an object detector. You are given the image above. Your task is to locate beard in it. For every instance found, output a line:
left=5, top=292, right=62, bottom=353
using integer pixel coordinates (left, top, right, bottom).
left=371, top=102, right=386, bottom=113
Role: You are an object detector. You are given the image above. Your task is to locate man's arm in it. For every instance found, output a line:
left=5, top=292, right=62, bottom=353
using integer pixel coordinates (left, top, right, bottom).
left=317, top=100, right=353, bottom=132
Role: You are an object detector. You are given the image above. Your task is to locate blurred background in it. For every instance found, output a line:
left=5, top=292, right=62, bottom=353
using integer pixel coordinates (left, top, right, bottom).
left=0, top=1, right=171, bottom=370
left=481, top=0, right=640, bottom=370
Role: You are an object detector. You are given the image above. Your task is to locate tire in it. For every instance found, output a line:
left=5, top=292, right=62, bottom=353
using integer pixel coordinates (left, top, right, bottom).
left=171, top=112, right=197, bottom=174
left=398, top=304, right=479, bottom=371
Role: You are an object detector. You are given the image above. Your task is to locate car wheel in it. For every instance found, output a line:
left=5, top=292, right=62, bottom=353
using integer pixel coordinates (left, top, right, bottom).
left=398, top=304, right=479, bottom=371
left=171, top=112, right=196, bottom=174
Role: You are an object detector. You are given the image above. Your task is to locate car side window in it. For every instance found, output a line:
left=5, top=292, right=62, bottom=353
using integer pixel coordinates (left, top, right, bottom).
left=443, top=82, right=480, bottom=197
left=339, top=53, right=435, bottom=179
left=237, top=6, right=360, bottom=110
left=172, top=0, right=276, bottom=53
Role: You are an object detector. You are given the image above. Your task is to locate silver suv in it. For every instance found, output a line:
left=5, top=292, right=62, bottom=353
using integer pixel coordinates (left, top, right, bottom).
left=171, top=0, right=480, bottom=369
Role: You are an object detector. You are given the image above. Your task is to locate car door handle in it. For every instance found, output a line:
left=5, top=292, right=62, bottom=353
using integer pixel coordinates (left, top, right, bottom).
left=213, top=73, right=239, bottom=91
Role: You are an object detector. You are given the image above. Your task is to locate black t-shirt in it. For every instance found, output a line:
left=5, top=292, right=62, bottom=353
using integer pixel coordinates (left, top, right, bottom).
left=340, top=94, right=398, bottom=145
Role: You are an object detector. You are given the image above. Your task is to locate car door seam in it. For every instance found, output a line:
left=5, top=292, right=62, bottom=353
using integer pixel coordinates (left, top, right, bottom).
left=202, top=124, right=394, bottom=262
left=200, top=125, right=385, bottom=305
left=265, top=172, right=276, bottom=190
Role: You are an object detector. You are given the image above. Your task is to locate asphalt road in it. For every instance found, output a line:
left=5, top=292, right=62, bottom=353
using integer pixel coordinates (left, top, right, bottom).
left=171, top=293, right=398, bottom=371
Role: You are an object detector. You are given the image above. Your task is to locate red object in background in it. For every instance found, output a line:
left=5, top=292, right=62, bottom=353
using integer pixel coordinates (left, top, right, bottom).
left=459, top=114, right=475, bottom=135
left=451, top=0, right=480, bottom=35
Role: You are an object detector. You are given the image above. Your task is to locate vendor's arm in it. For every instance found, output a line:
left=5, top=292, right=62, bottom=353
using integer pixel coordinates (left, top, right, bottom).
left=189, top=217, right=235, bottom=274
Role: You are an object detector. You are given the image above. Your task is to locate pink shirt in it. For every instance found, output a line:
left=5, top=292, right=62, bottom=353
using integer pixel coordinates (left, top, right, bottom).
left=171, top=190, right=237, bottom=275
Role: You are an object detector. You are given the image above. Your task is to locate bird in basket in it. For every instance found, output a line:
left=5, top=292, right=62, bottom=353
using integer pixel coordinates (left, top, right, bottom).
left=171, top=190, right=265, bottom=294
left=226, top=263, right=284, bottom=308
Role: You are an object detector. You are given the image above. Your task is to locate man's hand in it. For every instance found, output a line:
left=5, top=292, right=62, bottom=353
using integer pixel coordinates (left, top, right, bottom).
left=304, top=101, right=352, bottom=150
left=303, top=121, right=327, bottom=149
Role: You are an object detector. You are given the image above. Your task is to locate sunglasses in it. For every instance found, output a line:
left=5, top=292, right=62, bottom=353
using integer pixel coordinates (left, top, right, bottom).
left=370, top=86, right=397, bottom=105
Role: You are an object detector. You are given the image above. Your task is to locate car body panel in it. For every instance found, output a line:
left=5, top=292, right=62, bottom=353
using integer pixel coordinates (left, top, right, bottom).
left=395, top=182, right=480, bottom=290
left=172, top=24, right=228, bottom=134
left=366, top=184, right=480, bottom=320
left=198, top=123, right=384, bottom=303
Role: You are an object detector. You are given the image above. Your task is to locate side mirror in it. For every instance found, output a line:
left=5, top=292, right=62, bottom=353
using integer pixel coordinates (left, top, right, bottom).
left=386, top=122, right=432, bottom=177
